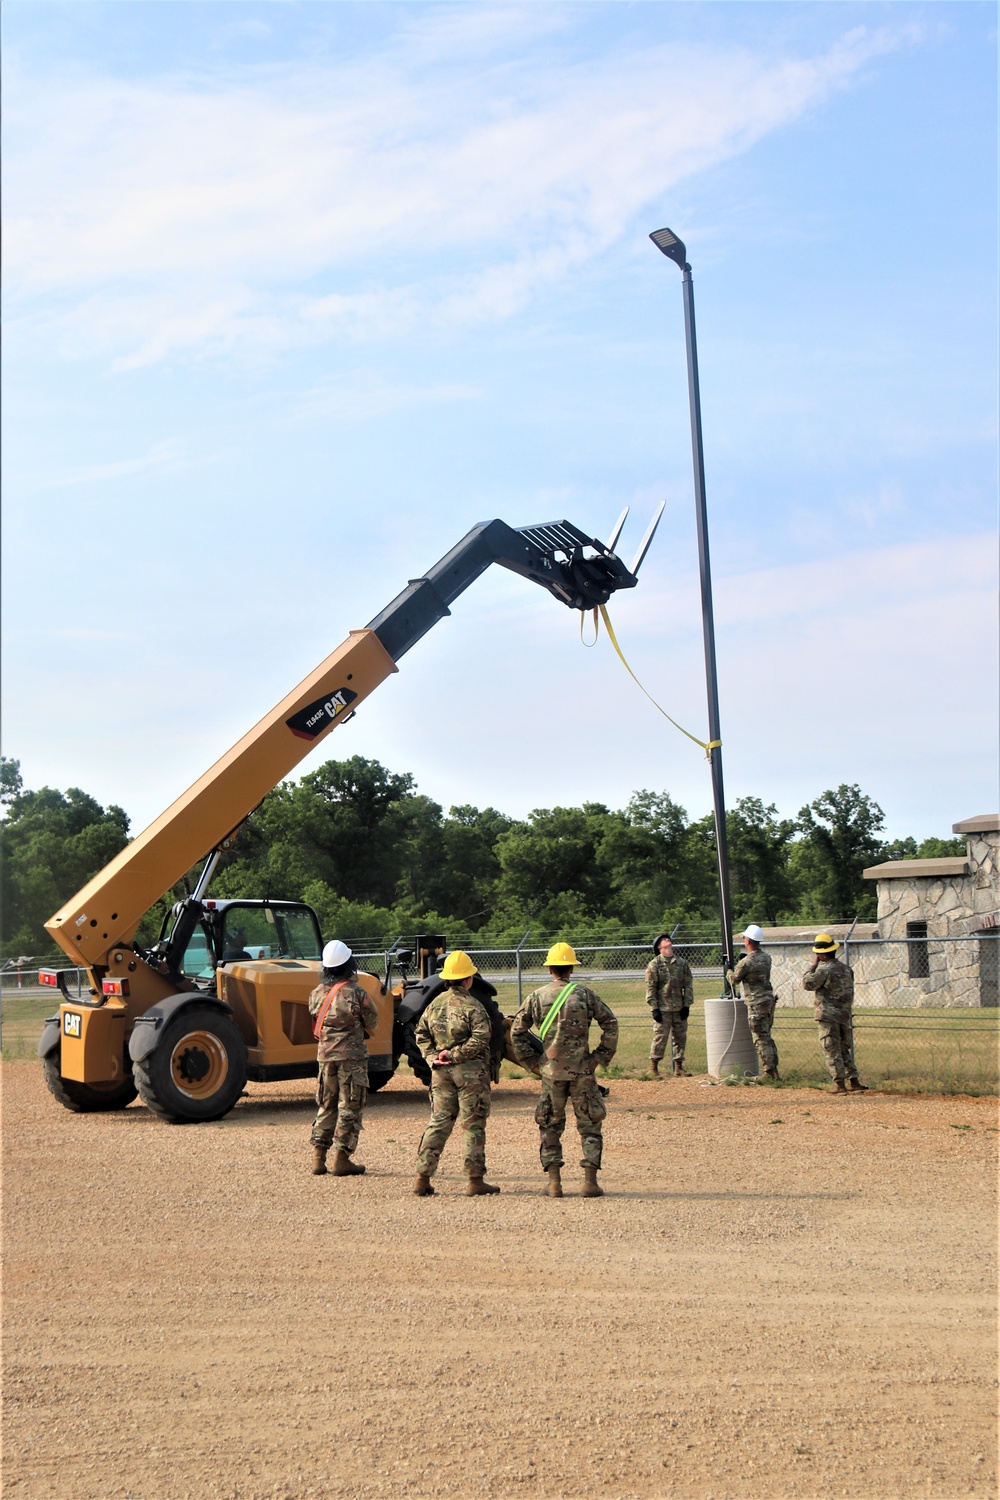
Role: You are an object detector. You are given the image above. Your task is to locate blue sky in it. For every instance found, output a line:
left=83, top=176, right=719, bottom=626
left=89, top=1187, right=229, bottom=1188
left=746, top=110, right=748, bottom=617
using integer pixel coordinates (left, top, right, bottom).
left=2, top=1, right=997, bottom=845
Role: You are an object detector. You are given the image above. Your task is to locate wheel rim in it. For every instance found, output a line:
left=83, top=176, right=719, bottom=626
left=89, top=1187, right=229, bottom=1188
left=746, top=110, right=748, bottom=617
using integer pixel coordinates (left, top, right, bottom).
left=169, top=1030, right=229, bottom=1099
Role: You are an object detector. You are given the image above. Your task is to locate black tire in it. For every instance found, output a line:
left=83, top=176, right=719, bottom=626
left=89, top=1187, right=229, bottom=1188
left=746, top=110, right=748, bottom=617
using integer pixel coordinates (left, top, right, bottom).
left=42, top=1051, right=138, bottom=1113
left=367, top=1068, right=395, bottom=1093
left=507, top=1024, right=544, bottom=1075
left=476, top=991, right=508, bottom=1080
left=133, top=1004, right=248, bottom=1123
left=399, top=1018, right=432, bottom=1086
left=395, top=984, right=506, bottom=1086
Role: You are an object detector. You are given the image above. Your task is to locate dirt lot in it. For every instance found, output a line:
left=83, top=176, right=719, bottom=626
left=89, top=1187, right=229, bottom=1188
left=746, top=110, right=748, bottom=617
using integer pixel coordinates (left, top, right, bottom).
left=3, top=1063, right=997, bottom=1500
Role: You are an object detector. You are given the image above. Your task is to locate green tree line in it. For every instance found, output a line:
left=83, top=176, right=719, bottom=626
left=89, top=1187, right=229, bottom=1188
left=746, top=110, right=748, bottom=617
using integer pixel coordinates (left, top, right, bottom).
left=0, top=753, right=963, bottom=958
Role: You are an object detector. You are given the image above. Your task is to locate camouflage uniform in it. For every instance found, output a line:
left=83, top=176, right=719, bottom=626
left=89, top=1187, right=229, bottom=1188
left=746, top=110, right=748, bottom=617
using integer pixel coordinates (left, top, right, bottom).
left=511, top=981, right=618, bottom=1169
left=645, top=953, right=694, bottom=1065
left=728, top=949, right=780, bottom=1076
left=415, top=984, right=492, bottom=1180
left=803, top=957, right=858, bottom=1084
left=309, top=979, right=380, bottom=1155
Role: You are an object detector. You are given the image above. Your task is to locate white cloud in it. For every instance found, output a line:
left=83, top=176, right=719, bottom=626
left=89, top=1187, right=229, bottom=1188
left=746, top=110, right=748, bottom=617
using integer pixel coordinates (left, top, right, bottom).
left=2, top=20, right=918, bottom=365
left=615, top=531, right=998, bottom=636
left=224, top=20, right=273, bottom=43
left=12, top=438, right=188, bottom=491
left=394, top=528, right=997, bottom=834
left=3, top=521, right=991, bottom=839
left=46, top=627, right=129, bottom=641
left=295, top=375, right=483, bottom=423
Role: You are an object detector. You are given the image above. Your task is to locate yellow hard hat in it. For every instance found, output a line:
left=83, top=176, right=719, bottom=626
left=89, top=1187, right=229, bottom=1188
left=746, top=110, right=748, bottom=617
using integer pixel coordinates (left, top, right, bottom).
left=545, top=941, right=578, bottom=967
left=812, top=932, right=839, bottom=953
left=440, top=950, right=477, bottom=981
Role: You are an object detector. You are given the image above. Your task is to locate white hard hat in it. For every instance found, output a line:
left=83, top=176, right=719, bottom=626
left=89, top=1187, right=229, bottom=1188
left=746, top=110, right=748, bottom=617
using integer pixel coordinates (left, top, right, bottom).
left=742, top=925, right=765, bottom=943
left=322, top=939, right=353, bottom=968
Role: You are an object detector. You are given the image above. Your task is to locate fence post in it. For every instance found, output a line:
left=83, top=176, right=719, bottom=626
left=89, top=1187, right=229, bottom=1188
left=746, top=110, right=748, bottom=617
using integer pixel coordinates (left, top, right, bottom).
left=844, top=913, right=858, bottom=973
left=516, top=929, right=531, bottom=1010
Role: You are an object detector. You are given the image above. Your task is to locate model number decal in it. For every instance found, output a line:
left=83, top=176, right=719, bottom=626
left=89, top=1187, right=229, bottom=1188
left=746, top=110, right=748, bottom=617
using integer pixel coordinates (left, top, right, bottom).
left=63, top=1012, right=82, bottom=1038
left=286, top=687, right=358, bottom=741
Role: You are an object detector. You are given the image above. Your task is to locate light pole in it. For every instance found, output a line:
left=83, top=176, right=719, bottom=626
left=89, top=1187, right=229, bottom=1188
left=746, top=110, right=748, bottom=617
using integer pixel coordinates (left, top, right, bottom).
left=649, top=227, right=736, bottom=986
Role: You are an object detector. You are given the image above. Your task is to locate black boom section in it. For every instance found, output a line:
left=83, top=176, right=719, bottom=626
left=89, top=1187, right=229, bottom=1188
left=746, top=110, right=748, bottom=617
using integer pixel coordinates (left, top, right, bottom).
left=367, top=517, right=638, bottom=663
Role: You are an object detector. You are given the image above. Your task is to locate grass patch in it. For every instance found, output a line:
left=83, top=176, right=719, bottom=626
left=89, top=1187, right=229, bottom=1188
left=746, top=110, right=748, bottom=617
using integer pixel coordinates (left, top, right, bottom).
left=503, top=999, right=999, bottom=1095
left=7, top=982, right=997, bottom=1095
left=1, top=990, right=62, bottom=1060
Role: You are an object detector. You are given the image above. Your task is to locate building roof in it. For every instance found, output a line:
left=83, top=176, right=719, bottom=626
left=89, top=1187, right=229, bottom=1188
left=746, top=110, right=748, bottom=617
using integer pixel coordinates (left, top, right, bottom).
left=952, top=813, right=1000, bottom=834
left=863, top=857, right=969, bottom=881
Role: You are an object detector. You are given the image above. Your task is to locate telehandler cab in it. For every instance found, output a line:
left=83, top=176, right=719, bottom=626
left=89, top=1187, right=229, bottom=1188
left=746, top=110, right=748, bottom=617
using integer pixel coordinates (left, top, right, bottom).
left=39, top=510, right=661, bottom=1122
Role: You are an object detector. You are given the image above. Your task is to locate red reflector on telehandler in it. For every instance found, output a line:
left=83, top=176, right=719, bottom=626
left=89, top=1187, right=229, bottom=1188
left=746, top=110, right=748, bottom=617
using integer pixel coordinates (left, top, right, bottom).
left=39, top=970, right=58, bottom=986
left=102, top=978, right=130, bottom=998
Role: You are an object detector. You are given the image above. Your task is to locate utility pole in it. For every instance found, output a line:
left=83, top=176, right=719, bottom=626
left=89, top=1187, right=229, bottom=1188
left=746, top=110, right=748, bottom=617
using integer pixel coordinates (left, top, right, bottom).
left=649, top=227, right=735, bottom=981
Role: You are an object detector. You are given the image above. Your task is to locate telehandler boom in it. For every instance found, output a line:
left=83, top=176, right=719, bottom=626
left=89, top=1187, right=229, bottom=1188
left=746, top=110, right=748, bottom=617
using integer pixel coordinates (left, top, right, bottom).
left=39, top=511, right=661, bottom=1121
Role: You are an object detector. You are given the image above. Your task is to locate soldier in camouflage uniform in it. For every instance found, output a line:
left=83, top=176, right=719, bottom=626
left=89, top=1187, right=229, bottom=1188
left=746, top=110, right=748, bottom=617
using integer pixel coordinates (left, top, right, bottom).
left=727, top=923, right=780, bottom=1081
left=645, top=934, right=694, bottom=1076
left=413, top=951, right=500, bottom=1197
left=309, top=940, right=380, bottom=1176
left=803, top=933, right=867, bottom=1093
left=511, top=940, right=618, bottom=1198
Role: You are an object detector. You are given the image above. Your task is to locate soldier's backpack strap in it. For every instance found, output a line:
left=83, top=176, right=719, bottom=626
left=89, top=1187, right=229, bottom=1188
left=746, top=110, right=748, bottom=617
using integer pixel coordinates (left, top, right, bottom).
left=312, top=981, right=349, bottom=1040
left=538, top=983, right=577, bottom=1042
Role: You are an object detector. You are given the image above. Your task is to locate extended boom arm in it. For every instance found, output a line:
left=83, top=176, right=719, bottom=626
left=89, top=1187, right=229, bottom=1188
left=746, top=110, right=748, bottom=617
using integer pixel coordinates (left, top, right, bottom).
left=46, top=512, right=660, bottom=976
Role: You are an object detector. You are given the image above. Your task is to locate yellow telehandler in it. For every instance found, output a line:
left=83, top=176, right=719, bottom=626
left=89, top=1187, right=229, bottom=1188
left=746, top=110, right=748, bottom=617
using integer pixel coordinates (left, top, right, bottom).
left=38, top=510, right=660, bottom=1122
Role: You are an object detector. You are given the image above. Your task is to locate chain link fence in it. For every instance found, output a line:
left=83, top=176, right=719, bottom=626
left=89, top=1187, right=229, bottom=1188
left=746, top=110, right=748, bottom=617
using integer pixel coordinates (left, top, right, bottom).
left=4, top=939, right=997, bottom=1093
left=353, top=933, right=999, bottom=1003
left=354, top=935, right=1000, bottom=1095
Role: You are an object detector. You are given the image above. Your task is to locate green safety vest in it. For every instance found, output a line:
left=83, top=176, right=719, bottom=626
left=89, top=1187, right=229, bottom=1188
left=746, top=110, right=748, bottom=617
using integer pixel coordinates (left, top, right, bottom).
left=538, top=982, right=577, bottom=1042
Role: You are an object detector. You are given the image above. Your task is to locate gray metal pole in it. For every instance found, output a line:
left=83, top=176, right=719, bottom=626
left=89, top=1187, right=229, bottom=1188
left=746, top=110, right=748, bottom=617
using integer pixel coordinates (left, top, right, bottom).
left=516, top=928, right=530, bottom=1009
left=679, top=266, right=736, bottom=984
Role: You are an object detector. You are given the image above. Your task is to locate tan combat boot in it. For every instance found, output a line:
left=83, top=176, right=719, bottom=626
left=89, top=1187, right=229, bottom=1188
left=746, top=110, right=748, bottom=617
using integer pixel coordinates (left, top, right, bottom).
left=466, top=1176, right=501, bottom=1196
left=581, top=1165, right=604, bottom=1198
left=834, top=1079, right=848, bottom=1093
left=311, top=1145, right=328, bottom=1175
left=332, top=1151, right=365, bottom=1176
left=545, top=1166, right=563, bottom=1198
left=413, top=1173, right=435, bottom=1196
left=650, top=1058, right=660, bottom=1077
left=673, top=1060, right=690, bottom=1077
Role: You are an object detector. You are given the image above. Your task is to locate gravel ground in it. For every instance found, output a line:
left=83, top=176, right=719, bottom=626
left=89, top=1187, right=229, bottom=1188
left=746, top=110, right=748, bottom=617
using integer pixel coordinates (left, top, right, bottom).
left=3, top=1062, right=997, bottom=1500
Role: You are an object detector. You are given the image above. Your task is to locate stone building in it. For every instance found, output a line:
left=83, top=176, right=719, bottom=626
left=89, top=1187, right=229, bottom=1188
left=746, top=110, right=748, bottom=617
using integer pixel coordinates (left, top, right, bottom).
left=860, top=814, right=1000, bottom=1007
left=726, top=816, right=999, bottom=1008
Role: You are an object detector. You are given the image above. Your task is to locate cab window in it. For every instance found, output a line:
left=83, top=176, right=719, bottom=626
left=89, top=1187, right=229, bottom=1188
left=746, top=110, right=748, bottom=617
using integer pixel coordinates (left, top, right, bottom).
left=272, top=906, right=323, bottom=961
left=181, top=926, right=215, bottom=979
left=220, top=908, right=274, bottom=962
left=219, top=905, right=322, bottom=962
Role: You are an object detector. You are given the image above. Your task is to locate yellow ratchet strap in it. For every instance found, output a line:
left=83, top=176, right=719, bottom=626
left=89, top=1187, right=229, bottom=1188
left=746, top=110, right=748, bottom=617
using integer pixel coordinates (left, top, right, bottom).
left=538, top=983, right=577, bottom=1042
left=591, top=604, right=722, bottom=761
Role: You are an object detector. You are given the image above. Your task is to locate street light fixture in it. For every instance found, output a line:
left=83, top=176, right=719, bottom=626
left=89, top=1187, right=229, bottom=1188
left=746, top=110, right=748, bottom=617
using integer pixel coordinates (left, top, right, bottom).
left=649, top=227, right=689, bottom=270
left=649, top=226, right=736, bottom=986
